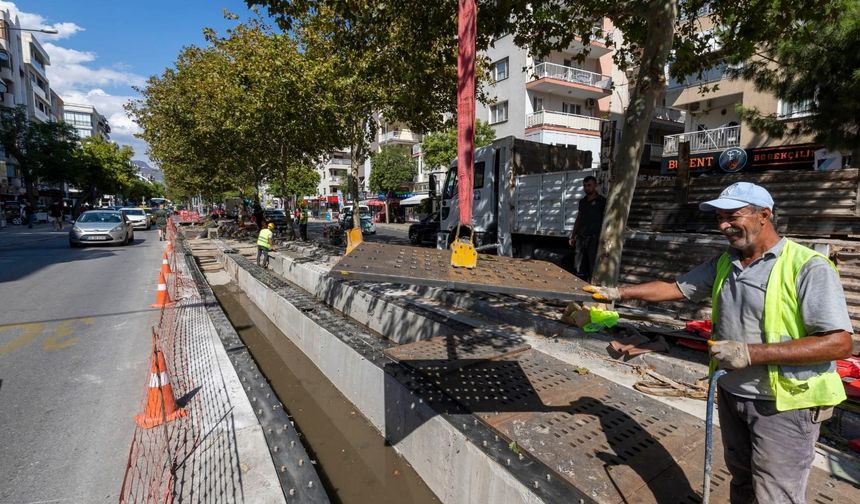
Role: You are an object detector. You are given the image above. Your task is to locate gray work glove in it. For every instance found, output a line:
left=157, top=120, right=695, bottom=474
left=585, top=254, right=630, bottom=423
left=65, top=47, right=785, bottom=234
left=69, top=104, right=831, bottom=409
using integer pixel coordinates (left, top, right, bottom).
left=583, top=284, right=621, bottom=302
left=709, top=340, right=751, bottom=370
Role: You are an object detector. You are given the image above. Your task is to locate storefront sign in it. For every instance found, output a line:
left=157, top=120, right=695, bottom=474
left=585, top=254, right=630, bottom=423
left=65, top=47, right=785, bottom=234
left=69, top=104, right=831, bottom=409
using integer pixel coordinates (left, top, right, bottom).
left=662, top=143, right=820, bottom=174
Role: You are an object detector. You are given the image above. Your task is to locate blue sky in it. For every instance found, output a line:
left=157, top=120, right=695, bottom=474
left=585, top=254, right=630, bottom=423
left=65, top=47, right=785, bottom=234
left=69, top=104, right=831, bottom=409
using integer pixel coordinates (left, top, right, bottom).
left=3, top=1, right=268, bottom=166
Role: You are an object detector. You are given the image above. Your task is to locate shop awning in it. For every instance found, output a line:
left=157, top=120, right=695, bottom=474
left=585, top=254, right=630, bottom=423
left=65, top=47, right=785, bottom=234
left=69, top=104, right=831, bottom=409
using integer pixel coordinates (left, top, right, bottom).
left=366, top=199, right=385, bottom=207
left=399, top=194, right=430, bottom=206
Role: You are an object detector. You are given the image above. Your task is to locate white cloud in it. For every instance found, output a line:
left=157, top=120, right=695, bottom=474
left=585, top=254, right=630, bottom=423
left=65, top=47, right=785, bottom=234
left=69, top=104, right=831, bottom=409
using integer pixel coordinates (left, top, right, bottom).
left=0, top=2, right=83, bottom=39
left=44, top=43, right=146, bottom=95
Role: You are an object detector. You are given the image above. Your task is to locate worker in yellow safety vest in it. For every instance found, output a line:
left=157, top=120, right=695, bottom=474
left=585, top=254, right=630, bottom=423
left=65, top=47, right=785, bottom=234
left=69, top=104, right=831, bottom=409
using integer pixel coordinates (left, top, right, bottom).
left=299, top=204, right=309, bottom=241
left=256, top=222, right=275, bottom=269
left=583, top=182, right=853, bottom=503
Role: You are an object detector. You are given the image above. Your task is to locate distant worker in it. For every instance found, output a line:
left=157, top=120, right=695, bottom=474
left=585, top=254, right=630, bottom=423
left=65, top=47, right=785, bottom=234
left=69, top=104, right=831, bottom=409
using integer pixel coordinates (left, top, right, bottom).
left=24, top=201, right=35, bottom=228
left=256, top=222, right=275, bottom=268
left=568, top=175, right=606, bottom=281
left=49, top=199, right=63, bottom=231
left=253, top=201, right=264, bottom=230
left=299, top=204, right=309, bottom=241
left=154, top=204, right=168, bottom=241
left=584, top=182, right=852, bottom=503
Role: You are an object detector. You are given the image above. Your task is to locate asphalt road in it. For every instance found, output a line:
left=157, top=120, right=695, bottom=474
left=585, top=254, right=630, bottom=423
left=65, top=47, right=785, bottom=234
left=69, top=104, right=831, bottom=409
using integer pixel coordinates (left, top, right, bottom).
left=305, top=219, right=421, bottom=247
left=0, top=224, right=164, bottom=503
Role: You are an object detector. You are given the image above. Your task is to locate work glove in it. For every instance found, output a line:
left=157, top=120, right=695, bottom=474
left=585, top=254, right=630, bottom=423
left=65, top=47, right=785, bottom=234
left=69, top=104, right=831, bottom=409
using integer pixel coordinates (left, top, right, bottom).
left=709, top=341, right=751, bottom=370
left=583, top=284, right=621, bottom=302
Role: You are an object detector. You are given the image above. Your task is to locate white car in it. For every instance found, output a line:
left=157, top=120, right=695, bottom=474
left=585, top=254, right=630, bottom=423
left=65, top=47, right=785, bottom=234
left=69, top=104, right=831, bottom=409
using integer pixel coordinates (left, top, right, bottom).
left=120, top=207, right=150, bottom=230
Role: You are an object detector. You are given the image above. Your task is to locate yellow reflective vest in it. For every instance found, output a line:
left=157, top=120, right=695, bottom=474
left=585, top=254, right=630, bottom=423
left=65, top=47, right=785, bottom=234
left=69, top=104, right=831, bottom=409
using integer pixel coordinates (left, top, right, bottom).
left=256, top=228, right=273, bottom=250
left=712, top=239, right=846, bottom=411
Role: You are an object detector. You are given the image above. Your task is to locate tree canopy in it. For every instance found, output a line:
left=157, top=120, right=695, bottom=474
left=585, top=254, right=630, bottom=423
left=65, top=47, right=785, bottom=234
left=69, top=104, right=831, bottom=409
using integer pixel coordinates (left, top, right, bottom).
left=0, top=105, right=79, bottom=204
left=736, top=0, right=860, bottom=152
left=127, top=19, right=343, bottom=204
left=250, top=0, right=850, bottom=284
left=368, top=145, right=416, bottom=194
left=421, top=120, right=496, bottom=172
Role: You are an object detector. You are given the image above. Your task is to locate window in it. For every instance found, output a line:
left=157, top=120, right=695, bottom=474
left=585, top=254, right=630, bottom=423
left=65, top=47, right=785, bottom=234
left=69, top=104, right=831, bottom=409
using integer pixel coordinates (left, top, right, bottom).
left=492, top=58, right=509, bottom=82
left=778, top=99, right=813, bottom=119
left=490, top=101, right=508, bottom=124
left=562, top=102, right=581, bottom=115
left=474, top=161, right=485, bottom=189
left=532, top=97, right=543, bottom=112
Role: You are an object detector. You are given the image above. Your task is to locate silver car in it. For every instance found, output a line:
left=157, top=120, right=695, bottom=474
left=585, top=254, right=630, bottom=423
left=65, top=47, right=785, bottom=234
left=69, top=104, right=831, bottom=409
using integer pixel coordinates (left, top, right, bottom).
left=69, top=210, right=134, bottom=247
left=120, top=207, right=150, bottom=230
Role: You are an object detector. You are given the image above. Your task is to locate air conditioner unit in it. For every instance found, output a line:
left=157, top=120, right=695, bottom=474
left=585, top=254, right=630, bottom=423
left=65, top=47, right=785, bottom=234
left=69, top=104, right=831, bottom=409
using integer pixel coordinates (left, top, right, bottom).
left=689, top=102, right=701, bottom=112
left=585, top=98, right=596, bottom=108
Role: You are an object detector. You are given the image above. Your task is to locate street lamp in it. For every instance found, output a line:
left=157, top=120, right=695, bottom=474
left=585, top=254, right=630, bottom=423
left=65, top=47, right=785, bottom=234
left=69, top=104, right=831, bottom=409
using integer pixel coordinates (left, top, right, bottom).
left=8, top=27, right=59, bottom=34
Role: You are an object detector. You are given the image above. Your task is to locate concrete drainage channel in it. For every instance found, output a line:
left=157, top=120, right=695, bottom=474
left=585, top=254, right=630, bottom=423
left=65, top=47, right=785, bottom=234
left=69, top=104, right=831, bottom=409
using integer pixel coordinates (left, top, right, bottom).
left=188, top=238, right=588, bottom=504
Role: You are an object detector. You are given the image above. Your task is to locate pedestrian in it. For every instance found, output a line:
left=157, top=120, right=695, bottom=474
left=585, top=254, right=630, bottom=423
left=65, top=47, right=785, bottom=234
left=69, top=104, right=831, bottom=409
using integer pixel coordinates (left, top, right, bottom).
left=24, top=201, right=35, bottom=228
left=253, top=201, right=264, bottom=230
left=568, top=175, right=606, bottom=281
left=154, top=204, right=168, bottom=241
left=49, top=199, right=63, bottom=231
left=583, top=182, right=852, bottom=504
left=299, top=204, right=309, bottom=241
left=256, top=222, right=275, bottom=268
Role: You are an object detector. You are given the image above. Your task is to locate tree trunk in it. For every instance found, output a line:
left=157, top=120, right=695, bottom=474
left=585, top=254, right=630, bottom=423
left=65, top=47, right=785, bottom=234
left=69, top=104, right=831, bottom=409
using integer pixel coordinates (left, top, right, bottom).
left=350, top=117, right=368, bottom=231
left=591, top=0, right=678, bottom=287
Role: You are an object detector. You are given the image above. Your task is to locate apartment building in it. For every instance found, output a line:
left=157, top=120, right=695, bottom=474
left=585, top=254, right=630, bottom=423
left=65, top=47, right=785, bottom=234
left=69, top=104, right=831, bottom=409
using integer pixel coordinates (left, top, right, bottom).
left=0, top=10, right=58, bottom=196
left=63, top=103, right=111, bottom=140
left=316, top=148, right=351, bottom=197
left=661, top=13, right=840, bottom=174
left=476, top=26, right=617, bottom=169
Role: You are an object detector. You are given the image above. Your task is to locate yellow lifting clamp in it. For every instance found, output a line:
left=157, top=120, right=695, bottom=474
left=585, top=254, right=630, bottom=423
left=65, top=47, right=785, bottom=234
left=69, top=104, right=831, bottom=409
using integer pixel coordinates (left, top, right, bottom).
left=345, top=228, right=363, bottom=255
left=450, top=224, right=478, bottom=269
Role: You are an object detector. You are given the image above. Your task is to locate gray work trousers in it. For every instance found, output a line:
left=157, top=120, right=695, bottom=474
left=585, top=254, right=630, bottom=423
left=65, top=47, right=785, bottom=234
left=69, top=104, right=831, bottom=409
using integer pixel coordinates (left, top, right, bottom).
left=718, top=386, right=820, bottom=504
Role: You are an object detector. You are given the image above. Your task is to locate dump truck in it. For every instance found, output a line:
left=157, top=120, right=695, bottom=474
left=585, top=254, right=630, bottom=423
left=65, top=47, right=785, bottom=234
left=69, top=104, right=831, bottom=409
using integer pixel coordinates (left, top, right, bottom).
left=438, top=136, right=594, bottom=264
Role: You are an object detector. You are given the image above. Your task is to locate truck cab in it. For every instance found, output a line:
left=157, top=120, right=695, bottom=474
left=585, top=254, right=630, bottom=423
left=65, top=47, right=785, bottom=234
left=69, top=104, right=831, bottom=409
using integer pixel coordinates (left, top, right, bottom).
left=439, top=136, right=594, bottom=263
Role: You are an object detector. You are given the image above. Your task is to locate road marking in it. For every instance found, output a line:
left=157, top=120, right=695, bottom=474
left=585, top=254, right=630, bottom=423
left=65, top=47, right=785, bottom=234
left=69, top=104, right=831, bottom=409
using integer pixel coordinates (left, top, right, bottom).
left=0, top=322, right=45, bottom=355
left=0, top=317, right=96, bottom=354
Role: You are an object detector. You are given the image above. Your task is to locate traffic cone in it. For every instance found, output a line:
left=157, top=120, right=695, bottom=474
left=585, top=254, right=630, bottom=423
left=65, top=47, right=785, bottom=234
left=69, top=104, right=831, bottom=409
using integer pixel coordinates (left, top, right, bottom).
left=151, top=270, right=175, bottom=308
left=134, top=347, right=187, bottom=429
left=160, top=252, right=172, bottom=276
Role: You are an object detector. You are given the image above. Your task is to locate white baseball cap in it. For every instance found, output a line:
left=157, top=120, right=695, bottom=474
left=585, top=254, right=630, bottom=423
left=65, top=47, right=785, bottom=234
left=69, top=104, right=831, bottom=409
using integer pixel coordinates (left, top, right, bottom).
left=699, top=182, right=774, bottom=211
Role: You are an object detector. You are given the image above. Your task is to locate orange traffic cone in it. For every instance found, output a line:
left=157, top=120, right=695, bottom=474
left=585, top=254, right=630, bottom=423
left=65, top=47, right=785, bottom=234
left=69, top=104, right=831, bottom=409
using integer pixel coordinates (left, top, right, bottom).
left=160, top=252, right=172, bottom=276
left=151, top=270, right=175, bottom=308
left=134, top=347, right=187, bottom=429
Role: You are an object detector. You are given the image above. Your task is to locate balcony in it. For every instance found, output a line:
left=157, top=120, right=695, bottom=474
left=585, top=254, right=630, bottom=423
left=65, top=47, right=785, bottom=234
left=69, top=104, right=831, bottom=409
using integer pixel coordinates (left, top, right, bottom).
left=663, top=125, right=741, bottom=156
left=326, top=157, right=351, bottom=167
left=379, top=129, right=421, bottom=145
left=527, top=62, right=612, bottom=99
left=412, top=144, right=422, bottom=156
left=526, top=110, right=602, bottom=133
left=653, top=106, right=686, bottom=124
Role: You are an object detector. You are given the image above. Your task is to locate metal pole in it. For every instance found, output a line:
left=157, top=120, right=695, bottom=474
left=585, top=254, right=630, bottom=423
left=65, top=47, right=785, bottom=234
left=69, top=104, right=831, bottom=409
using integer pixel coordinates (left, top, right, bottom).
left=703, top=369, right=727, bottom=504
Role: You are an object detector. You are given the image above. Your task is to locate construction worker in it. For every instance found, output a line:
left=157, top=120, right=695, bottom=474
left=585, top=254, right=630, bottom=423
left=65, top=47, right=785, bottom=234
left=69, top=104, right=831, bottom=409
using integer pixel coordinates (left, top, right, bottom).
left=568, top=175, right=606, bottom=281
left=299, top=204, right=309, bottom=241
left=584, top=182, right=853, bottom=503
left=256, top=222, right=275, bottom=268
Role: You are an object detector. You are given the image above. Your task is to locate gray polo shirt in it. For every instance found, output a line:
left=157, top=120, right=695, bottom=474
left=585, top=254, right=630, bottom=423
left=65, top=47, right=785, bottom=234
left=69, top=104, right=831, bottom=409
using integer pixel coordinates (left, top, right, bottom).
left=676, top=238, right=853, bottom=400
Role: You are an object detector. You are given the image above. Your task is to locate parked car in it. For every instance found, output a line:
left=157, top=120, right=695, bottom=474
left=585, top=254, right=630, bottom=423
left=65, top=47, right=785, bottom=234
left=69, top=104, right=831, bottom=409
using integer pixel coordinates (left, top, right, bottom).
left=120, top=207, right=150, bottom=230
left=264, top=209, right=289, bottom=233
left=144, top=208, right=156, bottom=225
left=408, top=211, right=440, bottom=245
left=340, top=207, right=376, bottom=235
left=69, top=210, right=134, bottom=247
left=338, top=205, right=371, bottom=226
left=2, top=201, right=24, bottom=225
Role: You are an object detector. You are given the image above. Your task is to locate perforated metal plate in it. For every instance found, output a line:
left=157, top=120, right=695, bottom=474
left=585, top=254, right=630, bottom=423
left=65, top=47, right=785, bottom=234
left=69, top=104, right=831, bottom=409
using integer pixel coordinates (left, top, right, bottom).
left=386, top=339, right=860, bottom=503
left=331, top=242, right=591, bottom=301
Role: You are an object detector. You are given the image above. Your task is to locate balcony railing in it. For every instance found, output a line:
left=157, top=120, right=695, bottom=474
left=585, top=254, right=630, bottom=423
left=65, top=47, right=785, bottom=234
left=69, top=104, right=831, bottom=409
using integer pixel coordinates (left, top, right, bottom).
left=326, top=157, right=351, bottom=167
left=663, top=125, right=741, bottom=156
left=379, top=129, right=420, bottom=144
left=654, top=106, right=686, bottom=123
left=532, top=62, right=612, bottom=90
left=526, top=110, right=602, bottom=131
